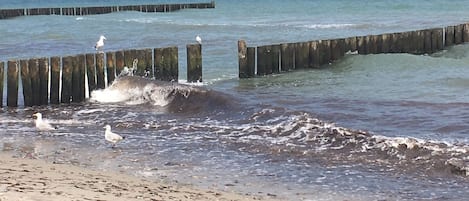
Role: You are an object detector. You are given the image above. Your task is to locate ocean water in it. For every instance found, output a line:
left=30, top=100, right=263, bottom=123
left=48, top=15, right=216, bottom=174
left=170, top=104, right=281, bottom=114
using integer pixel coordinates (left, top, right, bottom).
left=1, top=0, right=469, bottom=200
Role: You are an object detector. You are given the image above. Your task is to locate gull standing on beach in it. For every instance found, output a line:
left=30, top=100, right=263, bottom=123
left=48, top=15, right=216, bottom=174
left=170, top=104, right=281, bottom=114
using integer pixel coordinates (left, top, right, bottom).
left=196, top=35, right=202, bottom=45
left=104, top=125, right=124, bottom=147
left=94, top=35, right=106, bottom=51
left=32, top=112, right=56, bottom=131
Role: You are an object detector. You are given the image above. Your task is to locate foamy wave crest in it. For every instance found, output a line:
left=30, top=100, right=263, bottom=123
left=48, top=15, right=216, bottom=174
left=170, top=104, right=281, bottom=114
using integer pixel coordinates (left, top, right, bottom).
left=89, top=76, right=237, bottom=113
left=299, top=23, right=358, bottom=29
left=90, top=76, right=183, bottom=106
left=149, top=107, right=469, bottom=176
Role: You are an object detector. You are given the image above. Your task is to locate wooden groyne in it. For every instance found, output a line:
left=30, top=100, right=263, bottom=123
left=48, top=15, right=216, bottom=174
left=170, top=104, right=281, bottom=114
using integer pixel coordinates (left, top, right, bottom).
left=238, top=23, right=469, bottom=78
left=0, top=1, right=215, bottom=19
left=0, top=45, right=203, bottom=107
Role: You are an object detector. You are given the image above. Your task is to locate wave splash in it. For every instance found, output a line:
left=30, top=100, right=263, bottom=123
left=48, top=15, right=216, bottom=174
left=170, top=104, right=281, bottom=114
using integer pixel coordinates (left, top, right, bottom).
left=89, top=76, right=236, bottom=113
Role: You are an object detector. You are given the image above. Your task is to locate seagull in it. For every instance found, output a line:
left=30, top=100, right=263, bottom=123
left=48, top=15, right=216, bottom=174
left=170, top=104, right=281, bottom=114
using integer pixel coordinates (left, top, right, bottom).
left=104, top=125, right=124, bottom=147
left=94, top=35, right=106, bottom=51
left=32, top=112, right=56, bottom=131
left=196, top=35, right=202, bottom=45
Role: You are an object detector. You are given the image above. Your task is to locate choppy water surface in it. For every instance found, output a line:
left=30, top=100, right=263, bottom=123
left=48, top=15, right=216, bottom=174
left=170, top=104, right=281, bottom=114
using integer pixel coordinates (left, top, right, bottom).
left=1, top=0, right=469, bottom=200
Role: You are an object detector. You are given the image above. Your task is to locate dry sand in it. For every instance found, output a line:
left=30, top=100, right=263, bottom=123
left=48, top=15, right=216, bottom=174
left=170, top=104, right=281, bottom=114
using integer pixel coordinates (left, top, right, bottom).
left=0, top=153, right=280, bottom=201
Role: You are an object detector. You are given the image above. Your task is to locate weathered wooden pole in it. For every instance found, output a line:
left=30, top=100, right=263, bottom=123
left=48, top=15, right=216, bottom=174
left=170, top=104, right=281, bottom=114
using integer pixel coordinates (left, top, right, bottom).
left=28, top=59, right=40, bottom=105
left=381, top=34, right=392, bottom=53
left=271, top=45, right=280, bottom=74
left=106, top=52, right=116, bottom=84
left=85, top=53, right=96, bottom=96
left=445, top=26, right=454, bottom=47
left=318, top=40, right=331, bottom=65
left=432, top=28, right=444, bottom=52
left=423, top=29, right=433, bottom=54
left=124, top=49, right=136, bottom=70
left=144, top=48, right=153, bottom=78
left=187, top=44, right=202, bottom=82
left=309, top=41, right=320, bottom=68
left=20, top=60, right=33, bottom=107
left=71, top=55, right=85, bottom=103
left=463, top=23, right=469, bottom=42
left=61, top=56, right=73, bottom=104
left=7, top=60, right=19, bottom=107
left=96, top=53, right=105, bottom=89
left=50, top=57, right=60, bottom=104
left=115, top=50, right=125, bottom=76
left=294, top=42, right=309, bottom=69
left=357, top=36, right=367, bottom=54
left=169, top=46, right=178, bottom=82
left=246, top=47, right=256, bottom=76
left=263, top=45, right=273, bottom=75
left=38, top=57, right=49, bottom=105
left=154, top=48, right=164, bottom=80
left=0, top=62, right=3, bottom=107
left=238, top=40, right=249, bottom=78
left=135, top=49, right=146, bottom=76
left=280, top=43, right=294, bottom=72
left=454, top=24, right=463, bottom=45
left=257, top=46, right=267, bottom=76
left=345, top=37, right=357, bottom=53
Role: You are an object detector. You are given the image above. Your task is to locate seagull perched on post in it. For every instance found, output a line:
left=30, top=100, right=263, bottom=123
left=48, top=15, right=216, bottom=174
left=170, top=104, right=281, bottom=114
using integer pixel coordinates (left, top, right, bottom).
left=103, top=125, right=125, bottom=148
left=32, top=112, right=57, bottom=132
left=94, top=35, right=106, bottom=51
left=196, top=35, right=202, bottom=45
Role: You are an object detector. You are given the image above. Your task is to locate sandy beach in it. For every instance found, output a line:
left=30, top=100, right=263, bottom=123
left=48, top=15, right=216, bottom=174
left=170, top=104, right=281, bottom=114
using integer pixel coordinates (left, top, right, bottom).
left=0, top=153, right=279, bottom=201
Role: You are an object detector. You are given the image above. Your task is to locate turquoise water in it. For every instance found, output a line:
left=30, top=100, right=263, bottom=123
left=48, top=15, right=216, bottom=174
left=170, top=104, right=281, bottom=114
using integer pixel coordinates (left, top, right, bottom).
left=1, top=0, right=469, bottom=200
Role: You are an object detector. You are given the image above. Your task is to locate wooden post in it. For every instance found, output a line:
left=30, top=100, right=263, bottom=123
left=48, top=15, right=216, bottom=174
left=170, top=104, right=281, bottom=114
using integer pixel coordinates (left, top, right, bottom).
left=106, top=52, right=116, bottom=84
left=280, top=43, right=294, bottom=72
left=85, top=53, right=96, bottom=96
left=50, top=57, right=60, bottom=104
left=154, top=48, right=164, bottom=80
left=187, top=44, right=202, bottom=82
left=424, top=29, right=433, bottom=54
left=38, top=57, right=49, bottom=105
left=357, top=36, right=367, bottom=54
left=318, top=40, right=331, bottom=65
left=7, top=60, right=19, bottom=107
left=463, top=23, right=469, bottom=42
left=309, top=41, right=320, bottom=68
left=246, top=47, right=255, bottom=77
left=144, top=48, right=153, bottom=78
left=415, top=30, right=425, bottom=54
left=381, top=34, right=392, bottom=53
left=432, top=28, right=444, bottom=52
left=238, top=40, right=249, bottom=78
left=20, top=60, right=33, bottom=107
left=454, top=24, right=463, bottom=45
left=96, top=53, right=105, bottom=89
left=0, top=62, right=3, bottom=107
left=72, top=54, right=85, bottom=102
left=28, top=59, right=40, bottom=106
left=271, top=45, right=280, bottom=74
left=61, top=56, right=73, bottom=104
left=345, top=37, right=357, bottom=53
left=445, top=26, right=454, bottom=47
left=330, top=39, right=344, bottom=61
left=124, top=49, right=136, bottom=70
left=295, top=42, right=309, bottom=69
left=169, top=46, right=179, bottom=81
left=115, top=50, right=125, bottom=76
left=264, top=45, right=273, bottom=75
left=134, top=49, right=146, bottom=76
left=257, top=46, right=267, bottom=76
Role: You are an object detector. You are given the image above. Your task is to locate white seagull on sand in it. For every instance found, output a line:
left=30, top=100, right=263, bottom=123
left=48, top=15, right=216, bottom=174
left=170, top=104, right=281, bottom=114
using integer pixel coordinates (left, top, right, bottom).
left=196, top=35, right=202, bottom=45
left=104, top=125, right=125, bottom=147
left=94, top=35, right=106, bottom=51
left=32, top=112, right=56, bottom=131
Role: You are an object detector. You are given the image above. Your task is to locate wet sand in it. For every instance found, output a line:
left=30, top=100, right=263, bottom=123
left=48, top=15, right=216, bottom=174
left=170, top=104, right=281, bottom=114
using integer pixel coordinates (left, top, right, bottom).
left=0, top=153, right=279, bottom=201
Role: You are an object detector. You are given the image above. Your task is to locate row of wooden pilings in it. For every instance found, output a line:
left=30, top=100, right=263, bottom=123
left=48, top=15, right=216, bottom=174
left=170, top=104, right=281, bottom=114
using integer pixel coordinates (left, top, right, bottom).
left=0, top=1, right=215, bottom=19
left=0, top=44, right=202, bottom=107
left=238, top=23, right=469, bottom=78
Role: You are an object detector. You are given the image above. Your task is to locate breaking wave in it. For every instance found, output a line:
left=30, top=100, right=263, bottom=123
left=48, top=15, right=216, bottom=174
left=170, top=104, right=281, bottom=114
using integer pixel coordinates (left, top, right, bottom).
left=89, top=76, right=237, bottom=113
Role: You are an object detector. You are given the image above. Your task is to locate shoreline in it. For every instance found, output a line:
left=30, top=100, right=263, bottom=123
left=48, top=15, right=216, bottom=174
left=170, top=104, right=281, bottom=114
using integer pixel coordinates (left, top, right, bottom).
left=0, top=152, right=279, bottom=201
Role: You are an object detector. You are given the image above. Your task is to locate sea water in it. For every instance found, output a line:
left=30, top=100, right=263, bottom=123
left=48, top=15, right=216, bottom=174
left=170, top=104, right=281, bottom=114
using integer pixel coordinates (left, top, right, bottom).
left=1, top=0, right=469, bottom=200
